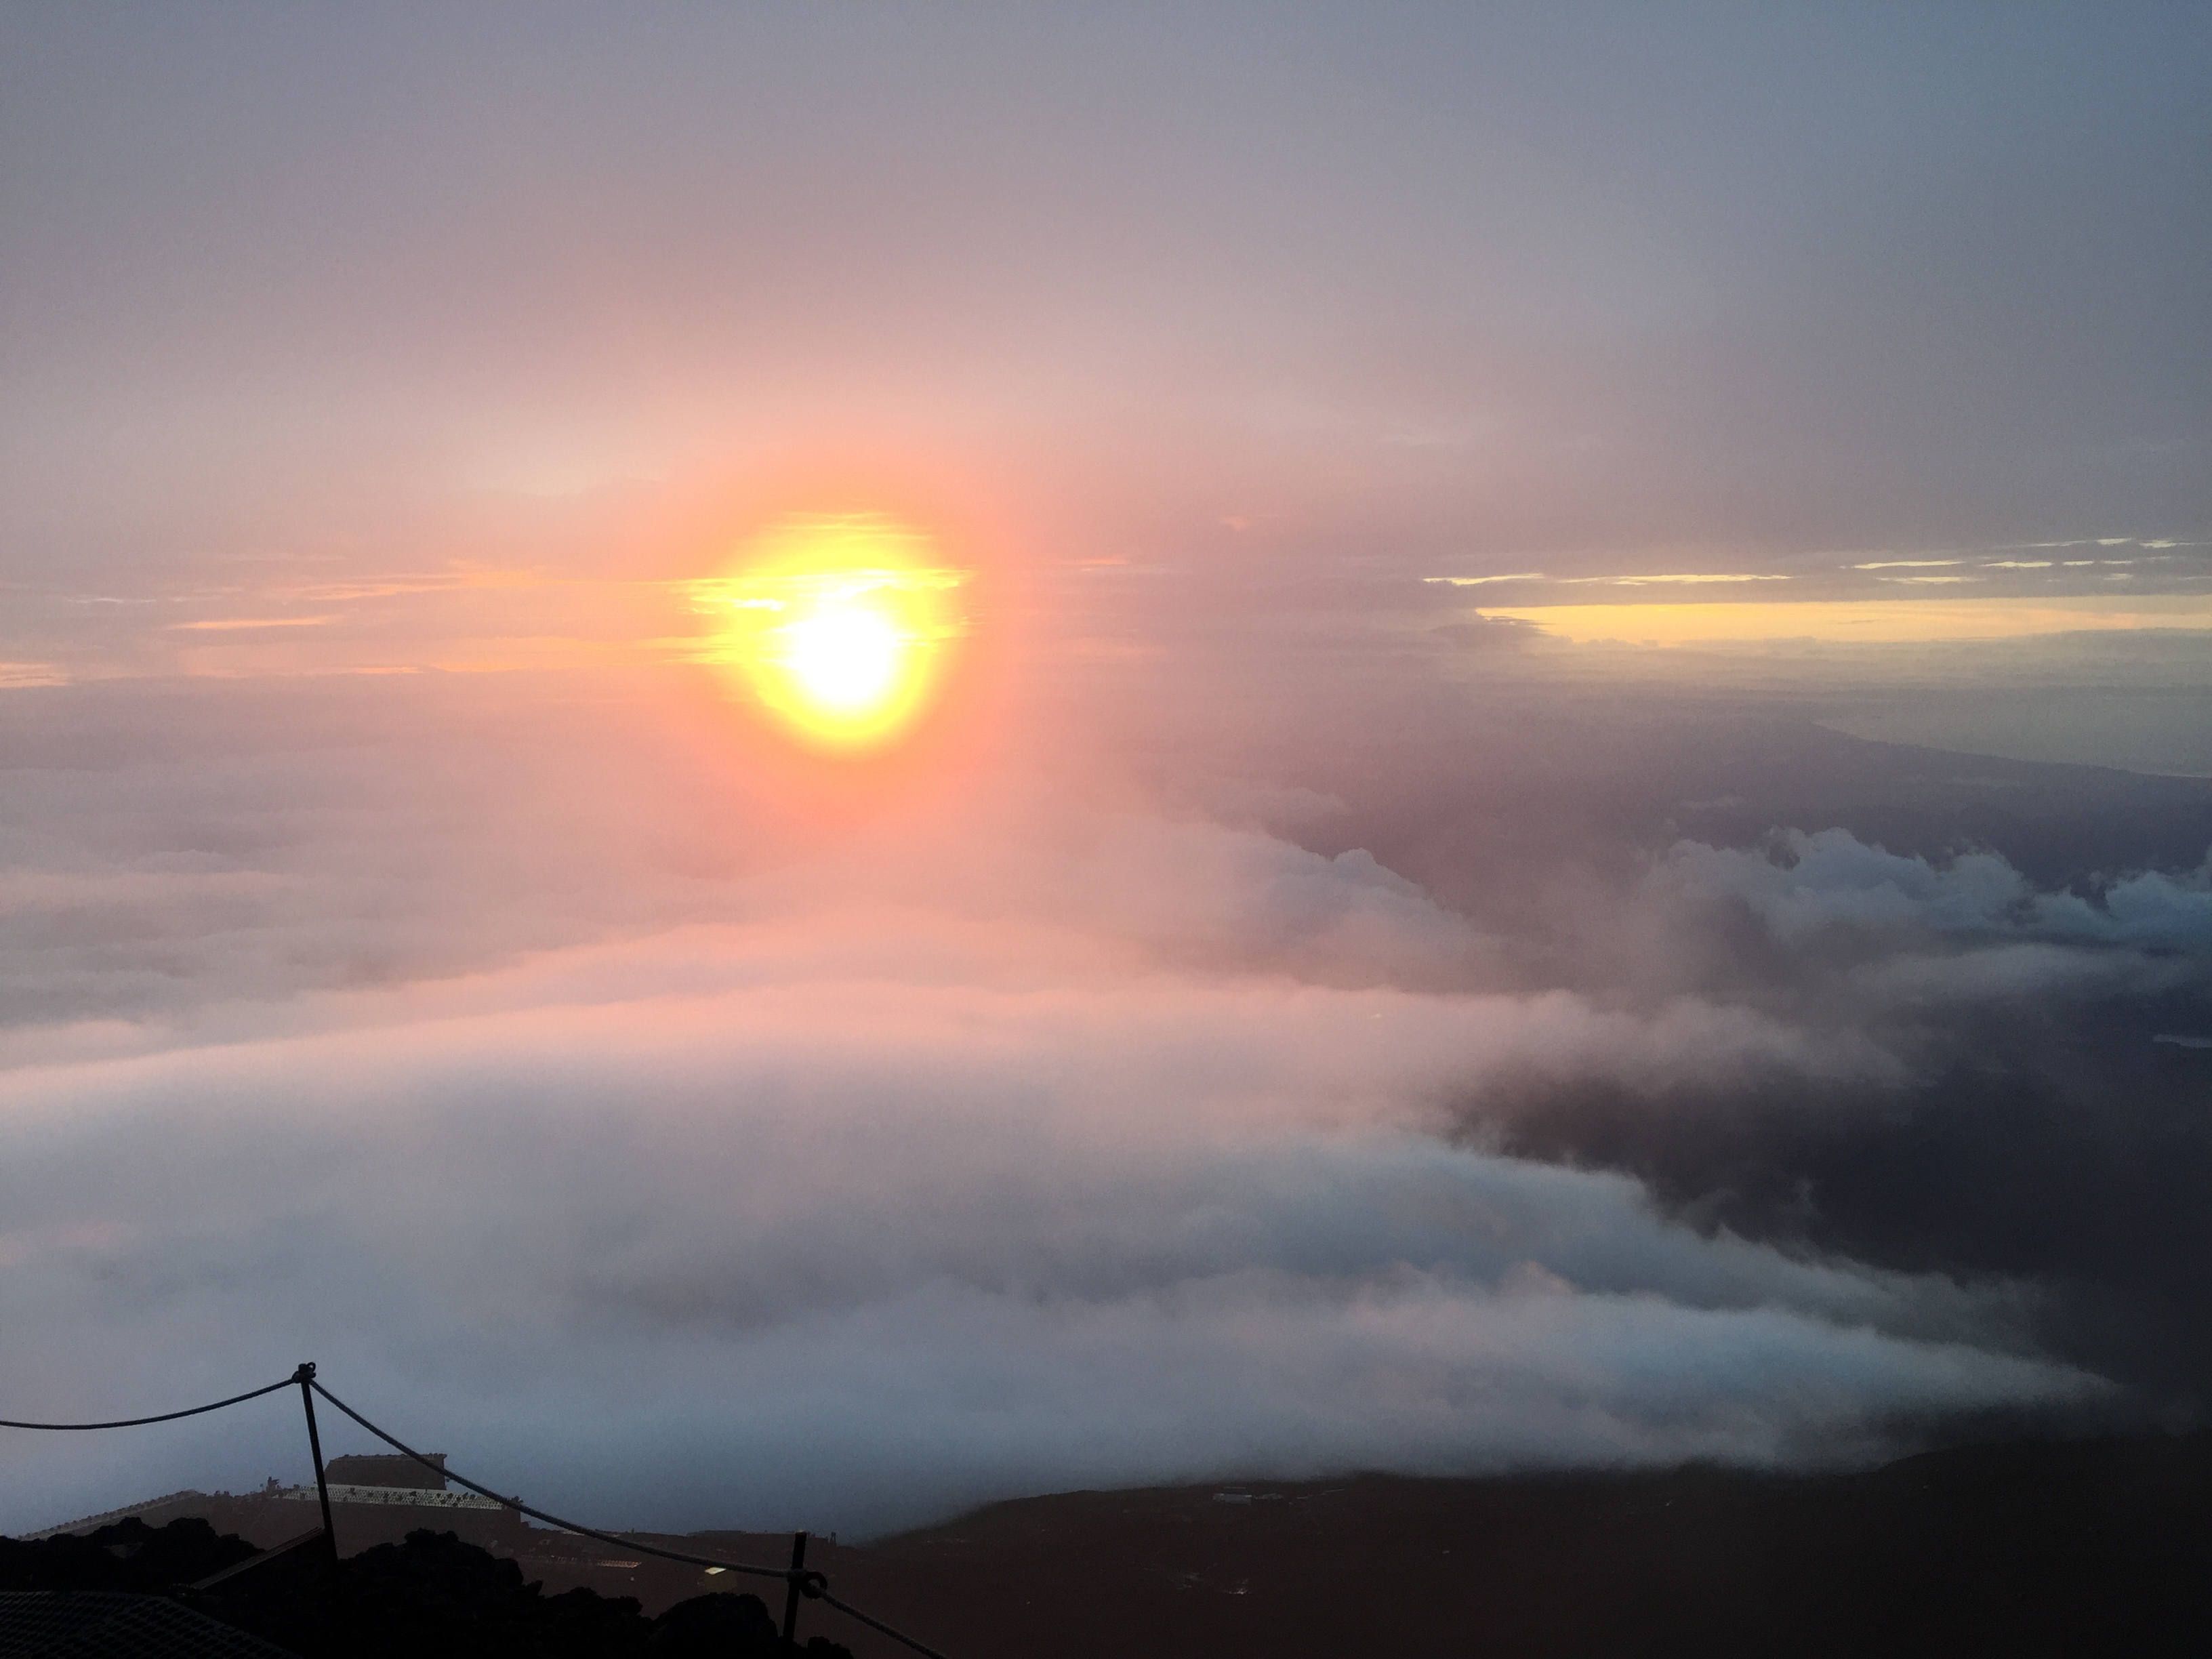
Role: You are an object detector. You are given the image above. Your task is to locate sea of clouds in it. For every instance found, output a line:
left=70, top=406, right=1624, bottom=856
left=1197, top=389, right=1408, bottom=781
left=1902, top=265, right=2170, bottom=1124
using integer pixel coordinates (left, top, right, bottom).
left=7, top=670, right=2170, bottom=1536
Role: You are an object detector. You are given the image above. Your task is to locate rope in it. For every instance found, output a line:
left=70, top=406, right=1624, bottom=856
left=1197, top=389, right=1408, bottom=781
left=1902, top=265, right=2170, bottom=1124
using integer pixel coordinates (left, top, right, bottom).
left=308, top=1381, right=953, bottom=1654
left=307, top=1380, right=791, bottom=1584
left=0, top=1378, right=294, bottom=1431
left=1, top=1368, right=956, bottom=1659
left=818, top=1589, right=953, bottom=1659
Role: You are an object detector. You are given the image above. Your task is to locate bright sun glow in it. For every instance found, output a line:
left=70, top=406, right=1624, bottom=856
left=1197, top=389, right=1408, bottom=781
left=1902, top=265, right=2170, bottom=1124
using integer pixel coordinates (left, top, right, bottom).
left=783, top=605, right=904, bottom=714
left=689, top=514, right=968, bottom=753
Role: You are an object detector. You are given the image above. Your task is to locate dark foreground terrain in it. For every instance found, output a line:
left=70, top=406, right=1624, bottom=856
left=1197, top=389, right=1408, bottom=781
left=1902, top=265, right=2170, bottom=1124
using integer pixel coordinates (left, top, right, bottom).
left=0, top=1522, right=851, bottom=1658
left=8, top=1433, right=2209, bottom=1657
left=813, top=1431, right=2212, bottom=1658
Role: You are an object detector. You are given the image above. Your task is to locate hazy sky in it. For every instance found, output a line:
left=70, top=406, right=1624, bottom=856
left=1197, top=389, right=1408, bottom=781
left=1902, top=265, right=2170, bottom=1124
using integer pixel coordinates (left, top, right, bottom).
left=3, top=4, right=2211, bottom=1549
left=4, top=5, right=2207, bottom=600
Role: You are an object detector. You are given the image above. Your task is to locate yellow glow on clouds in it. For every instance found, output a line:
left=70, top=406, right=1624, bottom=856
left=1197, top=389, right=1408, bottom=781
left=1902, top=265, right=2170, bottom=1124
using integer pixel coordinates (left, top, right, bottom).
left=688, top=513, right=969, bottom=754
left=1483, top=594, right=2212, bottom=646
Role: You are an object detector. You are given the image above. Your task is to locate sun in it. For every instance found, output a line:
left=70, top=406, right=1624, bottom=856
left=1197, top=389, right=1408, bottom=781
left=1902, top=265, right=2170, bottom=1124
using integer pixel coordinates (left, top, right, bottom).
left=783, top=604, right=904, bottom=715
left=691, top=514, right=968, bottom=753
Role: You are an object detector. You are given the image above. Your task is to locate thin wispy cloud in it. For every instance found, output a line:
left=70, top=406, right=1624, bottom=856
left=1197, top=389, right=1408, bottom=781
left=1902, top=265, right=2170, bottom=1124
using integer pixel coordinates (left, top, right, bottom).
left=1561, top=573, right=1793, bottom=586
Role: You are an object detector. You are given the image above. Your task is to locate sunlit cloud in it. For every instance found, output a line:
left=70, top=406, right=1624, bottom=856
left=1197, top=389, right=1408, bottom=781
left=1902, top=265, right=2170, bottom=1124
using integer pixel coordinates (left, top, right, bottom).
left=1561, top=573, right=1793, bottom=586
left=280, top=572, right=551, bottom=602
left=1479, top=594, right=2212, bottom=644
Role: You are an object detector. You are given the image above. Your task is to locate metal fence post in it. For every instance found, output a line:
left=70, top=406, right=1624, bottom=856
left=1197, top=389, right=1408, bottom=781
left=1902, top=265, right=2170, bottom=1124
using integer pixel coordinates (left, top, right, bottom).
left=782, top=1530, right=810, bottom=1645
left=291, top=1363, right=337, bottom=1564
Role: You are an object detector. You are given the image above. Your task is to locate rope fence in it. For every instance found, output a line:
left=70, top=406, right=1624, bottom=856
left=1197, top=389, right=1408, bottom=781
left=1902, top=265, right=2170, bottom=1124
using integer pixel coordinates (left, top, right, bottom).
left=1, top=1362, right=949, bottom=1659
left=0, top=1379, right=295, bottom=1432
left=305, top=1378, right=795, bottom=1589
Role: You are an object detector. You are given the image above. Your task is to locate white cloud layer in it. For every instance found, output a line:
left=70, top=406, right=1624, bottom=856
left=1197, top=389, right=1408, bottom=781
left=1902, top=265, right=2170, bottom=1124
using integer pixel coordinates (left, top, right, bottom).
left=1, top=760, right=2095, bottom=1538
left=1667, top=827, right=2212, bottom=949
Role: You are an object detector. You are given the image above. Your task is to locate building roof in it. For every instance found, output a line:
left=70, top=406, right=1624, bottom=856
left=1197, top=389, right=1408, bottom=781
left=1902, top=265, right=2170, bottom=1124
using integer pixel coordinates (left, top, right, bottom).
left=266, top=1485, right=504, bottom=1513
left=319, top=1455, right=445, bottom=1492
left=20, top=1481, right=504, bottom=1546
left=0, top=1593, right=298, bottom=1659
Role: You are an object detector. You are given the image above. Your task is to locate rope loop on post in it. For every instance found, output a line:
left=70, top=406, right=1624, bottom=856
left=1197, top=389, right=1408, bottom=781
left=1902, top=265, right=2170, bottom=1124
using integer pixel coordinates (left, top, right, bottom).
left=796, top=1569, right=829, bottom=1600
